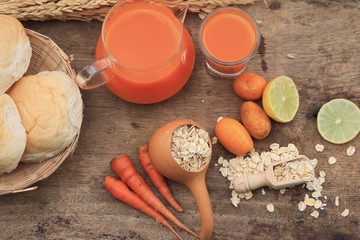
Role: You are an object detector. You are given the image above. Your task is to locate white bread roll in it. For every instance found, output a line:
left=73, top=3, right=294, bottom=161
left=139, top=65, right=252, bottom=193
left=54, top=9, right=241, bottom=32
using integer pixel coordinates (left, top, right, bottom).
left=0, top=94, right=27, bottom=174
left=8, top=71, right=83, bottom=162
left=0, top=15, right=32, bottom=94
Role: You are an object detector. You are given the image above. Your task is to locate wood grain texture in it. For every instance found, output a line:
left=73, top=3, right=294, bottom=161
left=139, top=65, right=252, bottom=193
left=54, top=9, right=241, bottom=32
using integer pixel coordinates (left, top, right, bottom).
left=1, top=1, right=359, bottom=239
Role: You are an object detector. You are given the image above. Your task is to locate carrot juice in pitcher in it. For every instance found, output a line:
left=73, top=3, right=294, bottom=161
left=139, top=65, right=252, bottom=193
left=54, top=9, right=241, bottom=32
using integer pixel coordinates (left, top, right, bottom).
left=93, top=1, right=195, bottom=104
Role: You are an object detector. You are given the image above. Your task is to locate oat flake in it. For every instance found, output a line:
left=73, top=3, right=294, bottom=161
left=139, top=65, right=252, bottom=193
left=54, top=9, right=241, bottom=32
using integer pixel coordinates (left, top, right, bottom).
left=261, top=188, right=266, bottom=195
left=304, top=197, right=316, bottom=206
left=314, top=200, right=322, bottom=209
left=270, top=143, right=280, bottom=150
left=230, top=197, right=240, bottom=207
left=341, top=209, right=349, bottom=217
left=287, top=53, right=296, bottom=59
left=346, top=146, right=355, bottom=156
left=298, top=201, right=306, bottom=211
left=267, top=203, right=275, bottom=212
left=315, top=144, right=324, bottom=152
left=328, top=157, right=337, bottom=165
left=312, top=191, right=322, bottom=199
left=310, top=210, right=319, bottom=218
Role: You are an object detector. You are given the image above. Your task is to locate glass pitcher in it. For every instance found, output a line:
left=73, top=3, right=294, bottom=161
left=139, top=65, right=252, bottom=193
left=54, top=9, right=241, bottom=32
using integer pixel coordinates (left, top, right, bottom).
left=76, top=0, right=195, bottom=104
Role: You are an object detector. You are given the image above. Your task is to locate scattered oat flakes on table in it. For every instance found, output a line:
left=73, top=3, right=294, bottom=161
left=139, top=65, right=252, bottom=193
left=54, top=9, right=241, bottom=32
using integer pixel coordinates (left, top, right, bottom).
left=230, top=191, right=241, bottom=207
left=312, top=191, right=322, bottom=199
left=244, top=191, right=253, bottom=200
left=341, top=209, right=349, bottom=217
left=328, top=157, right=337, bottom=165
left=314, top=200, right=322, bottom=209
left=346, top=146, right=355, bottom=156
left=315, top=144, right=324, bottom=152
left=310, top=210, right=319, bottom=218
left=261, top=188, right=266, bottom=195
left=256, top=20, right=264, bottom=25
left=304, top=197, right=316, bottom=207
left=218, top=156, right=224, bottom=165
left=286, top=53, right=296, bottom=59
left=270, top=143, right=280, bottom=150
left=298, top=201, right=306, bottom=211
left=267, top=203, right=275, bottom=212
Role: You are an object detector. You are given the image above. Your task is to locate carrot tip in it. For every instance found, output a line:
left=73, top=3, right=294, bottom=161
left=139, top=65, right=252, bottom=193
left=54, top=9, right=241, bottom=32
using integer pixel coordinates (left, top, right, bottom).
left=176, top=207, right=184, bottom=212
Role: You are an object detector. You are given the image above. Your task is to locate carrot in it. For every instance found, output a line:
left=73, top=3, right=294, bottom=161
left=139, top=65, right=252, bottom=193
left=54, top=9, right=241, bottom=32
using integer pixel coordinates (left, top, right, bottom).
left=103, top=176, right=182, bottom=240
left=138, top=144, right=184, bottom=213
left=110, top=154, right=199, bottom=238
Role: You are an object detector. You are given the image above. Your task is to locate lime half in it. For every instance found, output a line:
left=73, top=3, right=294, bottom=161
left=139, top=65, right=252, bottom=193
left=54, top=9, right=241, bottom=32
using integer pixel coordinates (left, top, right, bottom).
left=317, top=99, right=360, bottom=144
left=262, top=76, right=299, bottom=123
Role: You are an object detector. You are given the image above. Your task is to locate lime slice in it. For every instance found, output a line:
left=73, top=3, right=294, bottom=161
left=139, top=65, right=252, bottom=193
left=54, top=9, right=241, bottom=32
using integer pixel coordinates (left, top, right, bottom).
left=317, top=99, right=360, bottom=144
left=262, top=76, right=299, bottom=123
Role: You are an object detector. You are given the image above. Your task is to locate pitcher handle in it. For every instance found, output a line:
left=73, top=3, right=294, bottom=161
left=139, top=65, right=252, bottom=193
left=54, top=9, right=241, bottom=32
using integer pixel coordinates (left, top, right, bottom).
left=75, top=57, right=113, bottom=89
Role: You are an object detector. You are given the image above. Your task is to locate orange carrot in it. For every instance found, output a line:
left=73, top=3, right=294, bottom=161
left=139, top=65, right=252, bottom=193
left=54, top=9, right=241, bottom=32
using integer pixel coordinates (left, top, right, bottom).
left=110, top=154, right=199, bottom=238
left=138, top=144, right=184, bottom=213
left=103, top=176, right=182, bottom=240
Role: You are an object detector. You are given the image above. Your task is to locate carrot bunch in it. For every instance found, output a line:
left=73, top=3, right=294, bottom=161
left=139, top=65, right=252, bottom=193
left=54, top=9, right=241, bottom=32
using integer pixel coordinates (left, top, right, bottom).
left=138, top=144, right=183, bottom=212
left=103, top=176, right=182, bottom=239
left=103, top=148, right=198, bottom=239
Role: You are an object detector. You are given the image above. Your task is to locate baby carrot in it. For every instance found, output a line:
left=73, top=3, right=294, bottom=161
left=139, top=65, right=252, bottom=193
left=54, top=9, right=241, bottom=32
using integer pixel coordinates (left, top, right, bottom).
left=103, top=176, right=182, bottom=240
left=138, top=143, right=184, bottom=212
left=110, top=154, right=199, bottom=238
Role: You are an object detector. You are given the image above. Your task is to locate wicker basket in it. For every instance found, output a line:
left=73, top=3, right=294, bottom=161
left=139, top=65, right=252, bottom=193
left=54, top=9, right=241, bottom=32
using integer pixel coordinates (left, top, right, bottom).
left=0, top=29, right=81, bottom=196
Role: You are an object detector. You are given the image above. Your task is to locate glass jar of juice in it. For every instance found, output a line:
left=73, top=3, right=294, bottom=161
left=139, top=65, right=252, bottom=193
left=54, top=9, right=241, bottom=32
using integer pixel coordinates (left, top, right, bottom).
left=76, top=0, right=195, bottom=104
left=199, top=7, right=260, bottom=79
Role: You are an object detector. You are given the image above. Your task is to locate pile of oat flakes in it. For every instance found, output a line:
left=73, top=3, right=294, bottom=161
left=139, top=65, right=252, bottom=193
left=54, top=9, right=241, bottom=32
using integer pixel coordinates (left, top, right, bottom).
left=171, top=125, right=211, bottom=171
left=215, top=141, right=354, bottom=219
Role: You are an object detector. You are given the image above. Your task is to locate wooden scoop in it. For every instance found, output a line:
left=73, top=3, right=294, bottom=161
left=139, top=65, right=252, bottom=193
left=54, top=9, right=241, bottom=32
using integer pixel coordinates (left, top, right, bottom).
left=234, top=155, right=315, bottom=193
left=149, top=119, right=213, bottom=240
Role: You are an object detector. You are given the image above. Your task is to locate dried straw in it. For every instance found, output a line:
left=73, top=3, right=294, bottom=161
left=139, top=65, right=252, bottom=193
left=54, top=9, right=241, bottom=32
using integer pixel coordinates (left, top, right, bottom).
left=0, top=0, right=258, bottom=22
left=0, top=29, right=81, bottom=196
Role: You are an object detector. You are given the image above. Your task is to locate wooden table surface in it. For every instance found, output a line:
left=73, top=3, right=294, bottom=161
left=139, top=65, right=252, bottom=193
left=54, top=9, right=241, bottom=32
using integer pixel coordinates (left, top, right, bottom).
left=1, top=1, right=359, bottom=239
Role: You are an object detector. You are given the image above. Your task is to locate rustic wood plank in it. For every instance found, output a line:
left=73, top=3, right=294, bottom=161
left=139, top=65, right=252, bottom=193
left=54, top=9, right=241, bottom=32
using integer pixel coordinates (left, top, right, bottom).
left=1, top=1, right=359, bottom=239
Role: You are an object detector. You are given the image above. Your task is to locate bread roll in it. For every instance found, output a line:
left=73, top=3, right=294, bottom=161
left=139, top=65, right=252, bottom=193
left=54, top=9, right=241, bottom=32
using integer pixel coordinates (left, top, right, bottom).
left=0, top=15, right=32, bottom=94
left=0, top=94, right=27, bottom=174
left=8, top=71, right=83, bottom=162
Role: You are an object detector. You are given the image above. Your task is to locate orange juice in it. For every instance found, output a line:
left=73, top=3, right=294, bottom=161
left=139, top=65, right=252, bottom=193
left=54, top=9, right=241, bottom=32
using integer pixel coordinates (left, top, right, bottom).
left=96, top=2, right=195, bottom=104
left=199, top=7, right=259, bottom=76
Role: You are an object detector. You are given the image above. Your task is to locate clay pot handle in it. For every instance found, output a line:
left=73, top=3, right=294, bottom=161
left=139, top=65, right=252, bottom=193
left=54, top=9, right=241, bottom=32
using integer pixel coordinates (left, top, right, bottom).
left=186, top=176, right=213, bottom=240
